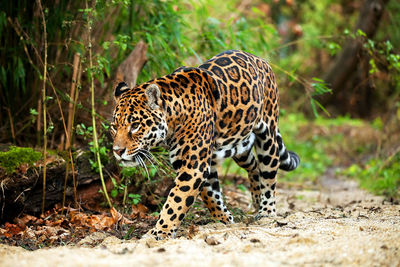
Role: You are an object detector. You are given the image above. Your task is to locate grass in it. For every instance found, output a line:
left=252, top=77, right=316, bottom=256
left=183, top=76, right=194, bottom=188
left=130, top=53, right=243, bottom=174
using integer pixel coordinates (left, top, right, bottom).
left=343, top=152, right=400, bottom=200
left=277, top=113, right=332, bottom=182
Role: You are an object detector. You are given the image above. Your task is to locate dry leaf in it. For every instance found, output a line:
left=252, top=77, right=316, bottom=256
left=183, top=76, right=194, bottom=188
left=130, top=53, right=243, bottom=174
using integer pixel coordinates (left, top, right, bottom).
left=14, top=214, right=37, bottom=228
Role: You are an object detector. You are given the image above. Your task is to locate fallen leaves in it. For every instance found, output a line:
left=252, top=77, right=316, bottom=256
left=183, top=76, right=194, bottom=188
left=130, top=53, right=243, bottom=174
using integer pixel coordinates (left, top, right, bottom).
left=0, top=205, right=149, bottom=249
left=131, top=204, right=150, bottom=219
left=2, top=222, right=24, bottom=238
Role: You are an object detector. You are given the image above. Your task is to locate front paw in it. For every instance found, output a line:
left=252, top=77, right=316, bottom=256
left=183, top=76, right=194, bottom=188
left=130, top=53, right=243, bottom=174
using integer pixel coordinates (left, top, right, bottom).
left=143, top=227, right=176, bottom=241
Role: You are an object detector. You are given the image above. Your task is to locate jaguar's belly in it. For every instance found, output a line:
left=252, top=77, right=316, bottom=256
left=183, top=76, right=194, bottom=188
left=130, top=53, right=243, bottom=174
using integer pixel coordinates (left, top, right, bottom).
left=213, top=133, right=256, bottom=159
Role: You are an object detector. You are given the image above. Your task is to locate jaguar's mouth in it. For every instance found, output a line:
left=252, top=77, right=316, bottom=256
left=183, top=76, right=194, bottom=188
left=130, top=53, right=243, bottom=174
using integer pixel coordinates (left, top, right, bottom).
left=117, top=149, right=155, bottom=170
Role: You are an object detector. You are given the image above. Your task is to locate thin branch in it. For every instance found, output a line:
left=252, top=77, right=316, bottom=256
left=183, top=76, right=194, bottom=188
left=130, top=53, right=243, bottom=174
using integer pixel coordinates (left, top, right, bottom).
left=36, top=0, right=48, bottom=215
left=5, top=107, right=16, bottom=143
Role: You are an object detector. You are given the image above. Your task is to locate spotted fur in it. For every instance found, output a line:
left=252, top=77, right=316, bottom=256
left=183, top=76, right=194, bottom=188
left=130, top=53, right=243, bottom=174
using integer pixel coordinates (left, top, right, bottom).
left=111, top=50, right=300, bottom=239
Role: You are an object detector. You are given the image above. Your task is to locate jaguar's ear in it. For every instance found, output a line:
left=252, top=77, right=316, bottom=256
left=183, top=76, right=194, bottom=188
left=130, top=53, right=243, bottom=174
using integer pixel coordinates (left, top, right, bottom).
left=146, top=84, right=161, bottom=110
left=114, top=82, right=130, bottom=102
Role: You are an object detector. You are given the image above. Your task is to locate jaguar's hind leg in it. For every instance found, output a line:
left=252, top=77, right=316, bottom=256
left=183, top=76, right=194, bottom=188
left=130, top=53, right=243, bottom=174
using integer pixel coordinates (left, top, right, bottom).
left=200, top=160, right=234, bottom=224
left=233, top=149, right=261, bottom=211
left=253, top=122, right=280, bottom=218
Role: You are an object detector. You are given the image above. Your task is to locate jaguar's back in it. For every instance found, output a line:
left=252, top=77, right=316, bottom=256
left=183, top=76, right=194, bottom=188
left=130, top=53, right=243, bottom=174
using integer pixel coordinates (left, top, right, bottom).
left=198, top=50, right=280, bottom=159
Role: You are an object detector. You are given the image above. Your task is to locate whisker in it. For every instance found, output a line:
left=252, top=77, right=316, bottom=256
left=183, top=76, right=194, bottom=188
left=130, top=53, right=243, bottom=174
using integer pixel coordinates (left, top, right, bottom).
left=136, top=154, right=150, bottom=179
left=134, top=155, right=142, bottom=168
left=136, top=155, right=143, bottom=169
left=146, top=151, right=170, bottom=175
left=155, top=154, right=174, bottom=175
left=139, top=150, right=157, bottom=169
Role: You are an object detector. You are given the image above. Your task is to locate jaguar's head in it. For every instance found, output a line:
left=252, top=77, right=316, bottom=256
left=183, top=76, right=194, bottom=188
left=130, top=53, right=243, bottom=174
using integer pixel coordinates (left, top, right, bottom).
left=111, top=82, right=167, bottom=167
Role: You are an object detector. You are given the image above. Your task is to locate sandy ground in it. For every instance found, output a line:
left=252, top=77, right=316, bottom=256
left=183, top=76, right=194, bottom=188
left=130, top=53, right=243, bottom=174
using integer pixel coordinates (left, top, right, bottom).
left=1, top=174, right=399, bottom=267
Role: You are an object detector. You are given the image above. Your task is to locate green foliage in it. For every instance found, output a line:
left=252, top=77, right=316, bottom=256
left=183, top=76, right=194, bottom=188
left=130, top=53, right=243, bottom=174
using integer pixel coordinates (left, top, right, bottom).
left=278, top=113, right=332, bottom=182
left=115, top=0, right=192, bottom=82
left=110, top=175, right=141, bottom=206
left=76, top=122, right=111, bottom=172
left=128, top=193, right=142, bottom=205
left=187, top=0, right=279, bottom=59
left=110, top=165, right=157, bottom=206
left=310, top=78, right=332, bottom=117
left=355, top=29, right=400, bottom=86
left=0, top=146, right=42, bottom=174
left=343, top=152, right=400, bottom=200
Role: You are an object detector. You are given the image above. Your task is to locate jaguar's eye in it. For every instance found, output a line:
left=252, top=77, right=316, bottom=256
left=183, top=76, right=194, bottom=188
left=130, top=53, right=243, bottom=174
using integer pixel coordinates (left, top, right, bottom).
left=130, top=122, right=141, bottom=134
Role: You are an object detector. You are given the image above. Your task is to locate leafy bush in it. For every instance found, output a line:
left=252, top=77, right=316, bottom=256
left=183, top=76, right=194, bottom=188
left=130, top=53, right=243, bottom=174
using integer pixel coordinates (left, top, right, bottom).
left=343, top=152, right=400, bottom=200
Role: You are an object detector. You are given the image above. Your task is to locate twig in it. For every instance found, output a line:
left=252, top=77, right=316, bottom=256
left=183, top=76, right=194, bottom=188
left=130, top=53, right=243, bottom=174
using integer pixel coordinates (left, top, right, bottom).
left=36, top=0, right=48, bottom=215
left=45, top=70, right=78, bottom=206
left=268, top=62, right=313, bottom=95
left=37, top=97, right=42, bottom=146
left=5, top=107, right=16, bottom=143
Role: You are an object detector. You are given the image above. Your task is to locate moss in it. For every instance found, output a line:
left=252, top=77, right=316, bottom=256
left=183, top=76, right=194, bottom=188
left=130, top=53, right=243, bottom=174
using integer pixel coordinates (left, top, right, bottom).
left=0, top=146, right=42, bottom=174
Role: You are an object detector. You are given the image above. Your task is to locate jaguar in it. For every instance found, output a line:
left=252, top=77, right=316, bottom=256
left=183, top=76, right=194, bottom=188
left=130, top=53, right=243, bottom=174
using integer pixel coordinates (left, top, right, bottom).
left=111, top=50, right=300, bottom=239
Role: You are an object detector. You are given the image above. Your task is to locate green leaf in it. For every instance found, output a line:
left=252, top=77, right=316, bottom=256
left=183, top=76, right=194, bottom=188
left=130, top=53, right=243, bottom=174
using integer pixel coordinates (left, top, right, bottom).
left=314, top=99, right=330, bottom=117
left=369, top=59, right=377, bottom=74
left=310, top=99, right=319, bottom=118
left=237, top=184, right=247, bottom=192
left=99, top=146, right=107, bottom=155
left=45, top=96, right=53, bottom=103
left=111, top=189, right=118, bottom=198
left=102, top=41, right=110, bottom=50
left=356, top=29, right=367, bottom=37
left=30, top=108, right=39, bottom=116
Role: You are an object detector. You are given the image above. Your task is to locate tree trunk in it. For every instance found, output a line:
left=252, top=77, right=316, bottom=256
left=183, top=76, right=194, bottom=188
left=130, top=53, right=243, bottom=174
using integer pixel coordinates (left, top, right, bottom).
left=322, top=0, right=389, bottom=117
left=0, top=152, right=117, bottom=223
left=115, top=40, right=148, bottom=88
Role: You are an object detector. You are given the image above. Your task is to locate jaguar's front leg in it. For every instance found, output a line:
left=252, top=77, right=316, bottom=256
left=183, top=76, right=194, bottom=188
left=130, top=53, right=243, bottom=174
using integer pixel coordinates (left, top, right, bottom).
left=147, top=133, right=212, bottom=240
left=148, top=168, right=207, bottom=239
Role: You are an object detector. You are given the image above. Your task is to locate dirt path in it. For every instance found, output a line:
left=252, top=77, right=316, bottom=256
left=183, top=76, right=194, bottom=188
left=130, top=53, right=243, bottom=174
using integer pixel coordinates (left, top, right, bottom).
left=1, top=174, right=399, bottom=267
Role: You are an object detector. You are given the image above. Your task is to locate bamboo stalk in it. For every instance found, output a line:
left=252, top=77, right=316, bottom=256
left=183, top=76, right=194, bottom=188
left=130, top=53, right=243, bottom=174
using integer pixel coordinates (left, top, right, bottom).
left=86, top=0, right=112, bottom=208
left=62, top=53, right=81, bottom=213
left=36, top=97, right=42, bottom=147
left=65, top=53, right=81, bottom=150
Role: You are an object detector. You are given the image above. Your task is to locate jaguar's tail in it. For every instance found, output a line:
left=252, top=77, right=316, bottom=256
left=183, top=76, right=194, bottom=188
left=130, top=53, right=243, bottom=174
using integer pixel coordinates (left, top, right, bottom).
left=277, top=130, right=300, bottom=171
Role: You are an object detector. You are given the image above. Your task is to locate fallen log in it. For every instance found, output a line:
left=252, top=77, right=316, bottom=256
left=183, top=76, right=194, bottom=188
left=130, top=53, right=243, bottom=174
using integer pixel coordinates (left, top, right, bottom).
left=0, top=151, right=117, bottom=223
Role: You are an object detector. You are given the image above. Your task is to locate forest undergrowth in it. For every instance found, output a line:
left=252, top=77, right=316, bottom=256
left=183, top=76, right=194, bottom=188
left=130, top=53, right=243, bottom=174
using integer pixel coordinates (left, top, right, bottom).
left=0, top=0, right=399, bottom=254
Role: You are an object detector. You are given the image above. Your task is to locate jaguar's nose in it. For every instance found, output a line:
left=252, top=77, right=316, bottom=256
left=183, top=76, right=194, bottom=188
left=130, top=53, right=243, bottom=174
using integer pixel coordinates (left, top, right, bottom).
left=113, top=147, right=126, bottom=157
